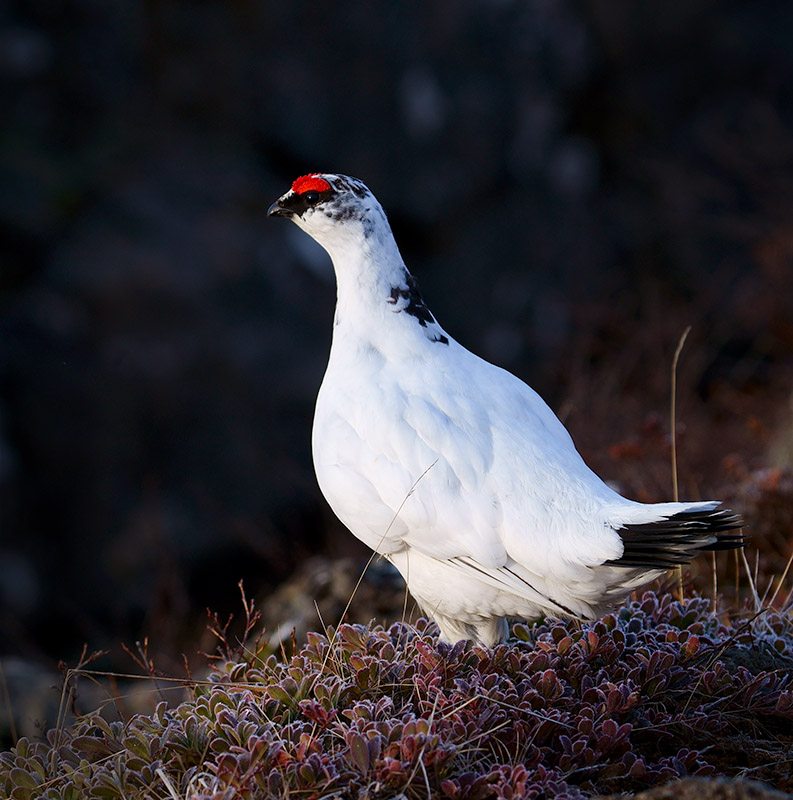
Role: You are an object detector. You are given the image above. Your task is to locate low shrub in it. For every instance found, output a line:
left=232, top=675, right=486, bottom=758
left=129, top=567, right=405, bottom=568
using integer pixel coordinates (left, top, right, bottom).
left=1, top=592, right=791, bottom=799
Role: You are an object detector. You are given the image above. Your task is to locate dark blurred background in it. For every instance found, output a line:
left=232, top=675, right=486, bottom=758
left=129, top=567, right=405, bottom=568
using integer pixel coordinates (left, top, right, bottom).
left=2, top=0, right=793, bottom=724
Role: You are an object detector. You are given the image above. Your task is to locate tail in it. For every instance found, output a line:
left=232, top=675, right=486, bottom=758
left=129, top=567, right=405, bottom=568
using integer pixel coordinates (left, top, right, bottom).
left=607, top=506, right=746, bottom=569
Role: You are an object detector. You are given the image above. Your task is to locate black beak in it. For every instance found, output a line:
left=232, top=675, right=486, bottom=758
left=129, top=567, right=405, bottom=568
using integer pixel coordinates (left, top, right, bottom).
left=268, top=200, right=291, bottom=218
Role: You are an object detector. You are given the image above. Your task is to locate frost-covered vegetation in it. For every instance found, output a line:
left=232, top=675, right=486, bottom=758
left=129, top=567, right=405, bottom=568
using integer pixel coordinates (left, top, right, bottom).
left=2, top=592, right=791, bottom=799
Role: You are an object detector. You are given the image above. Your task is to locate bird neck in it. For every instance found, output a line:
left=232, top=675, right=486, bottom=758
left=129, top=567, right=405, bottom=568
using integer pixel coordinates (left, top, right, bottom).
left=328, top=227, right=414, bottom=328
left=326, top=234, right=450, bottom=349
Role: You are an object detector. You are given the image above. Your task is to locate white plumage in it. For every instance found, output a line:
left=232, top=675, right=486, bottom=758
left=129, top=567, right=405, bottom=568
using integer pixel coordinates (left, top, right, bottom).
left=269, top=173, right=744, bottom=646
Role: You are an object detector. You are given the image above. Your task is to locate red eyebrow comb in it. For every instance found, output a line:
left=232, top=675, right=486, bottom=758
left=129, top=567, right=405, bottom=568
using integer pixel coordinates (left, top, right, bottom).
left=292, top=174, right=331, bottom=194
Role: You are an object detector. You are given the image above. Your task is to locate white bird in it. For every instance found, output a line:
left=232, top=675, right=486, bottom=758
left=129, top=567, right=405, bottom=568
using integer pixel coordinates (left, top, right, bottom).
left=269, top=173, right=745, bottom=647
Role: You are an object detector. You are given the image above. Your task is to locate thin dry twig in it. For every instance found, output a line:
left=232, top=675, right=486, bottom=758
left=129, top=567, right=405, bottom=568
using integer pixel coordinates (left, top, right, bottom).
left=767, top=547, right=793, bottom=610
left=670, top=325, right=691, bottom=602
left=670, top=325, right=691, bottom=503
left=156, top=767, right=180, bottom=800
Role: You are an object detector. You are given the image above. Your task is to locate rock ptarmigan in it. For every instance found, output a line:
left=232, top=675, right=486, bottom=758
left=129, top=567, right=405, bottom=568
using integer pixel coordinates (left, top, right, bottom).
left=269, top=173, right=745, bottom=647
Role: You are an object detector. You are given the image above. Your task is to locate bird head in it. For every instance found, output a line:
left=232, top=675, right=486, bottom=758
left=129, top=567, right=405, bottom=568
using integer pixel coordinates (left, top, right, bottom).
left=268, top=173, right=392, bottom=253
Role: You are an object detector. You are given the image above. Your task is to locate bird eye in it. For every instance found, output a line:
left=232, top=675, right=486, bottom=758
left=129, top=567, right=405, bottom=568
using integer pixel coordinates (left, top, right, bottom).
left=303, top=191, right=321, bottom=205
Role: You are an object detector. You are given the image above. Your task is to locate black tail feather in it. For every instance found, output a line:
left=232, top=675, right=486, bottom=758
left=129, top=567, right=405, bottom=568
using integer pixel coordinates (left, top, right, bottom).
left=608, top=507, right=746, bottom=570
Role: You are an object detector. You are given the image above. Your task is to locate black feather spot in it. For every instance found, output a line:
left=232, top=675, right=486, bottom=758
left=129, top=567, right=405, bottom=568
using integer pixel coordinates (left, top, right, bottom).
left=387, top=274, right=449, bottom=344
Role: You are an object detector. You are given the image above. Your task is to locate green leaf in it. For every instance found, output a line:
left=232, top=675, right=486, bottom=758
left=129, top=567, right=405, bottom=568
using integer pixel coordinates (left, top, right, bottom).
left=267, top=684, right=294, bottom=705
left=347, top=733, right=370, bottom=773
left=8, top=768, right=41, bottom=789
